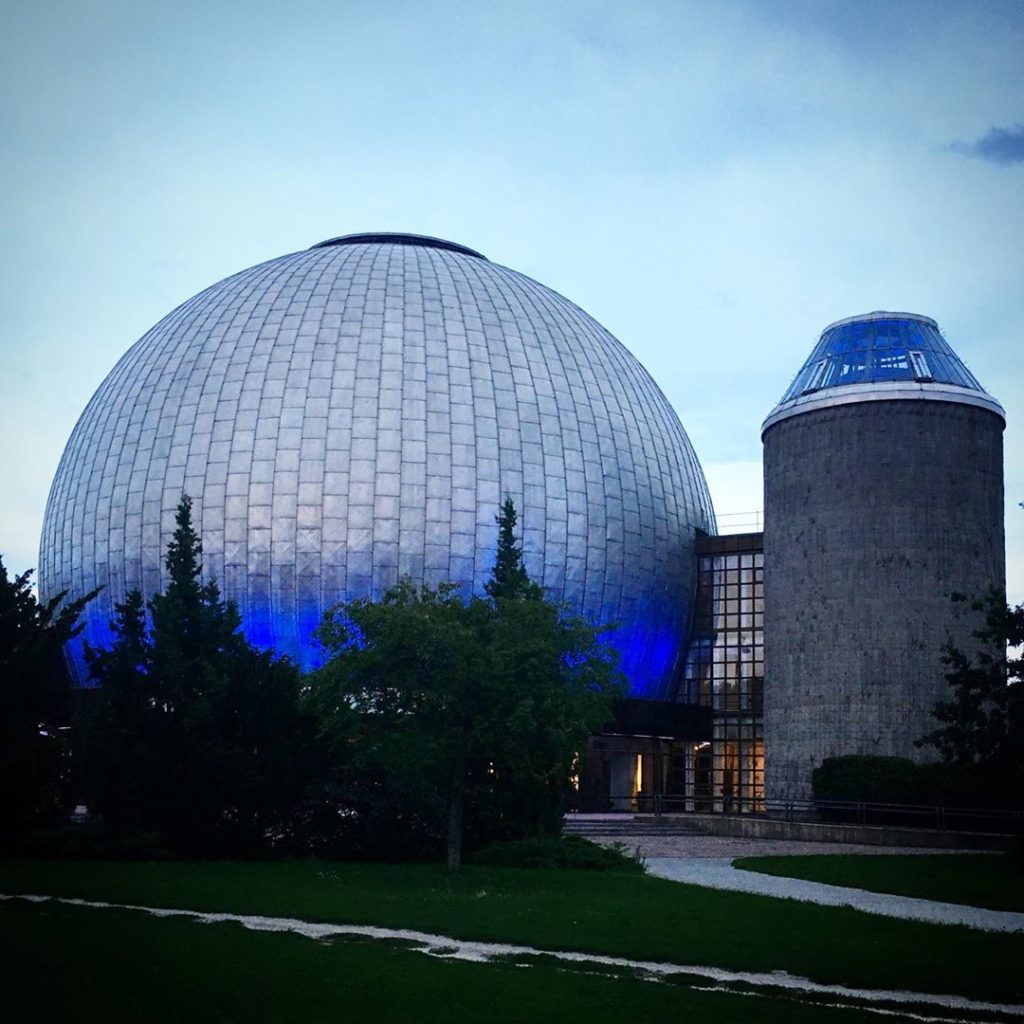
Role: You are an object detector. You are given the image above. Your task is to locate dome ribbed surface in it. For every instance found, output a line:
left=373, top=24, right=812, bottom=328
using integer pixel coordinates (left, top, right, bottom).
left=40, top=237, right=714, bottom=697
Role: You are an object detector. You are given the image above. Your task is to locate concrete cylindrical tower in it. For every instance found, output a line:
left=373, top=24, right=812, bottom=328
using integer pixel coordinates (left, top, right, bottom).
left=762, top=312, right=1005, bottom=802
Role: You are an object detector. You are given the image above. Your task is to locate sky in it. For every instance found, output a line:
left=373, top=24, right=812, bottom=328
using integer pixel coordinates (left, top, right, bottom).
left=2, top=0, right=1022, bottom=602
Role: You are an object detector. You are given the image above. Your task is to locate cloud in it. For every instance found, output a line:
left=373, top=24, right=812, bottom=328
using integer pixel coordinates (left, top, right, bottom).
left=951, top=124, right=1024, bottom=165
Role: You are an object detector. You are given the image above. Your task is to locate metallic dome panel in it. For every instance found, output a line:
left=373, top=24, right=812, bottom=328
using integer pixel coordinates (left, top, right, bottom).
left=40, top=237, right=714, bottom=698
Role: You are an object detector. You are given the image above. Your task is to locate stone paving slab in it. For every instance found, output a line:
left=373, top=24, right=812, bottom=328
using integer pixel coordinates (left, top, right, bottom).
left=586, top=833, right=967, bottom=858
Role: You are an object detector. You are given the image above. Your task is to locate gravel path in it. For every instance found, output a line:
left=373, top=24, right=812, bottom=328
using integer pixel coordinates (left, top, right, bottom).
left=644, top=857, right=1024, bottom=932
left=578, top=830, right=1020, bottom=931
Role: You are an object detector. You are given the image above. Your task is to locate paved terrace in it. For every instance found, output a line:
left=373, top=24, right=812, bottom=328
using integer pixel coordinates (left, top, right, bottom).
left=564, top=812, right=968, bottom=858
left=565, top=813, right=1022, bottom=933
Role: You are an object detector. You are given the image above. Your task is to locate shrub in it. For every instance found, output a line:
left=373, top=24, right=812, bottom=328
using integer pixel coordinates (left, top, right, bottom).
left=813, top=755, right=1009, bottom=811
left=812, top=755, right=923, bottom=805
left=12, top=823, right=175, bottom=861
left=470, top=835, right=644, bottom=872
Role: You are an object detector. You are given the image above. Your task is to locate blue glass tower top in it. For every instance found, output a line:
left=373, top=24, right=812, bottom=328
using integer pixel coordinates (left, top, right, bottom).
left=763, top=311, right=1004, bottom=434
left=780, top=312, right=984, bottom=399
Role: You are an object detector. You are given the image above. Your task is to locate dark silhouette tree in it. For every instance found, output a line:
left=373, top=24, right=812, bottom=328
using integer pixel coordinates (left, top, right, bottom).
left=485, top=496, right=541, bottom=602
left=81, top=495, right=318, bottom=854
left=0, top=556, right=96, bottom=843
left=917, top=591, right=1024, bottom=808
left=79, top=591, right=154, bottom=833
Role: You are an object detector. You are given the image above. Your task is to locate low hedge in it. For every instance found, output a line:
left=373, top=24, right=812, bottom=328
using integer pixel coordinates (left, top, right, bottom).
left=812, top=755, right=1007, bottom=809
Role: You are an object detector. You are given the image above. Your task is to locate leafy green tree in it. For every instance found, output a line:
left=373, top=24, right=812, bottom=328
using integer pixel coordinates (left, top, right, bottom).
left=480, top=497, right=624, bottom=839
left=0, top=556, right=96, bottom=843
left=301, top=647, right=443, bottom=859
left=313, top=500, right=625, bottom=871
left=470, top=590, right=624, bottom=845
left=917, top=590, right=1024, bottom=804
left=312, top=581, right=482, bottom=863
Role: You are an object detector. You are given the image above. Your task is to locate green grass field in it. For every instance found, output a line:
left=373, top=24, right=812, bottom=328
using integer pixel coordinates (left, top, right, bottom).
left=1, top=857, right=1023, bottom=1022
left=734, top=853, right=1024, bottom=913
left=2, top=895, right=933, bottom=1024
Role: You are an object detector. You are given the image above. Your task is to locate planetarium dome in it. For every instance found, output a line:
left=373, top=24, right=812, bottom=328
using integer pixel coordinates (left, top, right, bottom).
left=40, top=233, right=714, bottom=697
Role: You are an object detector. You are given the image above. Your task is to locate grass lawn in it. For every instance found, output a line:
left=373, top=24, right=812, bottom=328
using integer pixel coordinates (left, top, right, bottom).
left=0, top=897, right=912, bottom=1024
left=1, top=858, right=1022, bottom=1010
left=733, top=853, right=1024, bottom=913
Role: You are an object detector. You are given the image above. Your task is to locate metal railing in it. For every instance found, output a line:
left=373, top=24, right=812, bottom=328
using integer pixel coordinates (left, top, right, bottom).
left=714, top=510, right=764, bottom=535
left=575, top=792, right=1022, bottom=835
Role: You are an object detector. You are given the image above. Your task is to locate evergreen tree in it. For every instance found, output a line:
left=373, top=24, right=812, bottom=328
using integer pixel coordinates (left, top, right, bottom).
left=149, top=494, right=241, bottom=685
left=485, top=496, right=541, bottom=602
left=477, top=496, right=621, bottom=848
left=80, top=591, right=154, bottom=833
left=0, top=556, right=96, bottom=842
left=80, top=495, right=318, bottom=854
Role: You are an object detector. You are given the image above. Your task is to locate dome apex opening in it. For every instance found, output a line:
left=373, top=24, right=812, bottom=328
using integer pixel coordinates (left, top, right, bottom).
left=311, top=232, right=487, bottom=260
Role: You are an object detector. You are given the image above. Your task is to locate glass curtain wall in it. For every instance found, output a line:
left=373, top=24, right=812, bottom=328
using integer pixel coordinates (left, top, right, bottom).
left=683, top=537, right=765, bottom=811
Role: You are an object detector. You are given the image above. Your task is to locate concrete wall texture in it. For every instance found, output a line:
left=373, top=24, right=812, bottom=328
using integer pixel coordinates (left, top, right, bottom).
left=762, top=399, right=1005, bottom=802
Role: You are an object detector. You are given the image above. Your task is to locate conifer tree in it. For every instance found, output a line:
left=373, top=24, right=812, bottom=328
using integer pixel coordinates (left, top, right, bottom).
left=80, top=590, right=154, bottom=833
left=149, top=494, right=241, bottom=685
left=81, top=495, right=317, bottom=853
left=0, top=557, right=96, bottom=841
left=485, top=496, right=541, bottom=602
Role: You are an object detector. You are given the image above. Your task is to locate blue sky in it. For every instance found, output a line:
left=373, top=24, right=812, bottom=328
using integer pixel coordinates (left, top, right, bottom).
left=2, top=0, right=1022, bottom=600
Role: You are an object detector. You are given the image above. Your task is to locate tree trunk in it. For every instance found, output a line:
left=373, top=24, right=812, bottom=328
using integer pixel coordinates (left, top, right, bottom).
left=446, top=758, right=466, bottom=873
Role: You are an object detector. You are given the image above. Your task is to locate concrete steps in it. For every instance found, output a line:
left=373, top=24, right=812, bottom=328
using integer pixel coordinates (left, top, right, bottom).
left=563, top=816, right=704, bottom=838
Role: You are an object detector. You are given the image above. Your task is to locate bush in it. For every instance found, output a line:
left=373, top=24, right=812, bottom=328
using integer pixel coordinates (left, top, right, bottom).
left=813, top=755, right=1009, bottom=811
left=812, top=756, right=924, bottom=805
left=470, top=835, right=644, bottom=872
left=11, top=823, right=175, bottom=861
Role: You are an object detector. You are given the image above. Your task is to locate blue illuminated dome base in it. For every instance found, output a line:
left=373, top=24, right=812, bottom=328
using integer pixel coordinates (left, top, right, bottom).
left=40, top=233, right=714, bottom=698
left=763, top=311, right=1005, bottom=433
